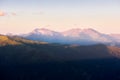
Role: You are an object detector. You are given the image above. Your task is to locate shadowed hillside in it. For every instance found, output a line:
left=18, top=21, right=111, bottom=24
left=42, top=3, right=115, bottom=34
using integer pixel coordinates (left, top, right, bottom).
left=0, top=35, right=120, bottom=80
left=0, top=35, right=120, bottom=63
left=0, top=35, right=119, bottom=63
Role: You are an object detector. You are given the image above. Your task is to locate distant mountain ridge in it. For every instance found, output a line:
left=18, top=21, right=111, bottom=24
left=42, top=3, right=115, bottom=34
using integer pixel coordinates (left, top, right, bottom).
left=20, top=28, right=120, bottom=45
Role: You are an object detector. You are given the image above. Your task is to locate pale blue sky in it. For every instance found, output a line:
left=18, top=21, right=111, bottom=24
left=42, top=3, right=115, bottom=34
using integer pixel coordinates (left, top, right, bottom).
left=0, top=0, right=120, bottom=34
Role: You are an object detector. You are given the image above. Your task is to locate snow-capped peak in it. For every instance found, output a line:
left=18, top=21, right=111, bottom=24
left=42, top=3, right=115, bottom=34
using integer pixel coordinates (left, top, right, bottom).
left=62, top=28, right=82, bottom=36
left=62, top=28, right=100, bottom=37
left=82, top=28, right=100, bottom=34
left=31, top=28, right=59, bottom=36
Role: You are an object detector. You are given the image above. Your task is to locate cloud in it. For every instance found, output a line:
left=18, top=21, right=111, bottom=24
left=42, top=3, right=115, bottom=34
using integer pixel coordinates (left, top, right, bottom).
left=0, top=10, right=17, bottom=16
left=0, top=11, right=6, bottom=16
left=11, top=12, right=17, bottom=16
left=32, top=11, right=45, bottom=15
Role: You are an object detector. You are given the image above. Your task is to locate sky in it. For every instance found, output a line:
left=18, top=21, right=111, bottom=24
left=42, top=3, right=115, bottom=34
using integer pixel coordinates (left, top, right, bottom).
left=0, top=0, right=120, bottom=34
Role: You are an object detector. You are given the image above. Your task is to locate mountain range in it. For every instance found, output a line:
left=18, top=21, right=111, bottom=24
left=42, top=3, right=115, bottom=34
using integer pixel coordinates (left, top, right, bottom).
left=20, top=28, right=120, bottom=46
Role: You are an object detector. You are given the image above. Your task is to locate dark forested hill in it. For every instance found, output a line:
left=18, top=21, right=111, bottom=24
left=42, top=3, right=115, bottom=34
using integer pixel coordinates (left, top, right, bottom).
left=0, top=35, right=120, bottom=80
left=0, top=35, right=119, bottom=63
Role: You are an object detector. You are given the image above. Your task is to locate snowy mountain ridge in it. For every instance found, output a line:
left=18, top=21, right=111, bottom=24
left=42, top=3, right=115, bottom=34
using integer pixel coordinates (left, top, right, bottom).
left=20, top=28, right=120, bottom=45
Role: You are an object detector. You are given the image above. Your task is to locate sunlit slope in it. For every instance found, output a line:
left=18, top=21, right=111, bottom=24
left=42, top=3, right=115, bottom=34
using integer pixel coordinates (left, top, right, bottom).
left=0, top=35, right=20, bottom=46
left=0, top=35, right=48, bottom=46
left=107, top=46, right=120, bottom=58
